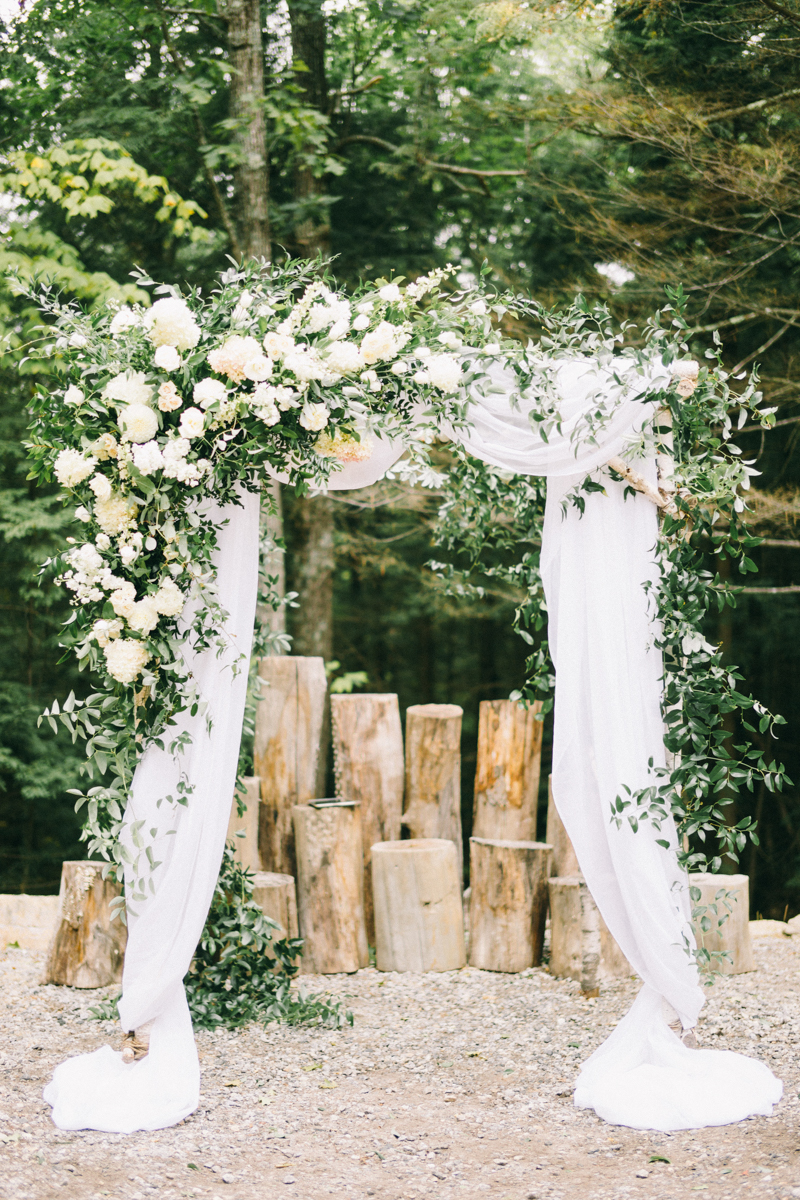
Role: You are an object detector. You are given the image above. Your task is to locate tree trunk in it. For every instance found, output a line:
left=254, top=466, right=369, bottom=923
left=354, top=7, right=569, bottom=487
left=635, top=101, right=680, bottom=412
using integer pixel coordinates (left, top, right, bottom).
left=292, top=803, right=369, bottom=973
left=252, top=871, right=300, bottom=940
left=402, top=704, right=463, bottom=871
left=690, top=872, right=754, bottom=975
left=545, top=774, right=580, bottom=878
left=467, top=838, right=551, bottom=972
left=288, top=0, right=330, bottom=258
left=547, top=875, right=631, bottom=991
left=226, top=0, right=271, bottom=260
left=371, top=839, right=466, bottom=973
left=256, top=479, right=286, bottom=649
left=226, top=776, right=262, bottom=872
left=44, top=862, right=126, bottom=988
left=472, top=699, right=543, bottom=842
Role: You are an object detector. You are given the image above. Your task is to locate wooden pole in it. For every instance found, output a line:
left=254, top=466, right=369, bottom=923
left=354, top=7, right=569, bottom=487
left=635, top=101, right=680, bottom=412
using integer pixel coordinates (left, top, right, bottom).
left=690, top=872, right=754, bottom=974
left=292, top=802, right=369, bottom=973
left=252, top=871, right=299, bottom=940
left=472, top=699, right=543, bottom=842
left=402, top=703, right=463, bottom=870
left=254, top=656, right=327, bottom=876
left=44, top=862, right=127, bottom=988
left=372, top=838, right=466, bottom=972
left=226, top=776, right=262, bottom=872
left=545, top=775, right=580, bottom=878
left=331, top=693, right=404, bottom=943
left=468, top=838, right=552, bottom=972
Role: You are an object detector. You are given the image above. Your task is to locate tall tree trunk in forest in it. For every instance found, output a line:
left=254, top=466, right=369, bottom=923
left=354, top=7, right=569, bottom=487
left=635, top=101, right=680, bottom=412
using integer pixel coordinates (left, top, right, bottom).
left=288, top=0, right=331, bottom=258
left=226, top=0, right=272, bottom=260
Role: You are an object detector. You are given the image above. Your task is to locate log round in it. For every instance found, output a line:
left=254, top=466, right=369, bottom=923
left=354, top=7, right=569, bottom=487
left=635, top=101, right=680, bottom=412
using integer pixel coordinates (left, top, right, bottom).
left=44, top=862, right=127, bottom=988
left=292, top=803, right=369, bottom=974
left=226, top=776, right=262, bottom=873
left=372, top=838, right=466, bottom=973
left=545, top=774, right=580, bottom=878
left=254, top=656, right=327, bottom=876
left=251, top=871, right=299, bottom=940
left=472, top=699, right=543, bottom=842
left=468, top=838, right=552, bottom=972
left=331, top=693, right=404, bottom=943
left=689, top=872, right=754, bottom=975
left=402, top=704, right=463, bottom=870
left=547, top=875, right=632, bottom=993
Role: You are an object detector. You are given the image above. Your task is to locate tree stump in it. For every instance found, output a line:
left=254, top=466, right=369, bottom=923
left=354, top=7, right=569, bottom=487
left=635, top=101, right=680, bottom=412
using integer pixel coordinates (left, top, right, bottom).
left=44, top=862, right=127, bottom=988
left=690, top=872, right=754, bottom=974
left=372, top=838, right=466, bottom=973
left=254, top=656, right=327, bottom=876
left=251, top=872, right=299, bottom=940
left=545, top=775, right=580, bottom=877
left=468, top=838, right=552, bottom=972
left=548, top=876, right=631, bottom=993
left=0, top=895, right=60, bottom=953
left=226, top=776, right=262, bottom=872
left=292, top=802, right=369, bottom=974
left=402, top=704, right=463, bottom=870
left=331, top=693, right=404, bottom=943
left=472, top=699, right=543, bottom=842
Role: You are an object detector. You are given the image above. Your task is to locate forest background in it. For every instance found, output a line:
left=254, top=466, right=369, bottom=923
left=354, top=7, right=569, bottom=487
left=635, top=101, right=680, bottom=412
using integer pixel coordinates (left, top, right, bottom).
left=0, top=0, right=798, bottom=919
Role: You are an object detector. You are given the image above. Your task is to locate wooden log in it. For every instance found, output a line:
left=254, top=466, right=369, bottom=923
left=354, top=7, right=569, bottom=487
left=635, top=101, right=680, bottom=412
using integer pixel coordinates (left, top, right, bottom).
left=331, top=693, right=404, bottom=943
left=472, top=699, right=543, bottom=842
left=545, top=775, right=580, bottom=878
left=292, top=803, right=369, bottom=974
left=254, top=656, right=327, bottom=876
left=226, top=776, right=262, bottom=872
left=468, top=838, right=552, bottom=972
left=402, top=704, right=463, bottom=871
left=372, top=838, right=466, bottom=973
left=43, top=862, right=127, bottom=988
left=690, top=872, right=754, bottom=974
left=251, top=872, right=299, bottom=940
left=547, top=875, right=632, bottom=992
left=0, top=894, right=60, bottom=953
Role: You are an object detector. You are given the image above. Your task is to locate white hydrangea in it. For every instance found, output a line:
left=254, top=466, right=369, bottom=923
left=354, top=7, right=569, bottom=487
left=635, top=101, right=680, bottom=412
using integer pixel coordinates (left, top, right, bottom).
left=89, top=474, right=113, bottom=502
left=284, top=348, right=326, bottom=383
left=104, top=371, right=153, bottom=407
left=126, top=597, right=160, bottom=634
left=306, top=297, right=351, bottom=334
left=55, top=449, right=97, bottom=488
left=178, top=406, right=205, bottom=438
left=104, top=638, right=150, bottom=685
left=145, top=296, right=201, bottom=351
left=263, top=331, right=295, bottom=358
left=153, top=579, right=185, bottom=617
left=162, top=438, right=204, bottom=484
left=95, top=494, right=138, bottom=537
left=325, top=342, right=365, bottom=375
left=207, top=335, right=262, bottom=382
left=193, top=378, right=228, bottom=410
left=299, top=402, right=329, bottom=432
left=60, top=542, right=107, bottom=604
left=154, top=344, right=181, bottom=371
left=132, top=440, right=165, bottom=476
left=163, top=438, right=191, bottom=469
left=426, top=353, right=462, bottom=393
left=64, top=385, right=85, bottom=406
left=360, top=321, right=410, bottom=364
left=118, top=403, right=160, bottom=444
left=109, top=580, right=136, bottom=619
left=251, top=384, right=282, bottom=426
left=110, top=307, right=140, bottom=335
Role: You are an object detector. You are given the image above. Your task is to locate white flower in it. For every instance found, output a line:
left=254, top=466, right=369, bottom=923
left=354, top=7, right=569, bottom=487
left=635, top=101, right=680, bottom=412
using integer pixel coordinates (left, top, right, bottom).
left=89, top=474, right=113, bottom=502
left=75, top=505, right=91, bottom=523
left=110, top=306, right=140, bottom=335
left=356, top=300, right=374, bottom=314
left=426, top=353, right=462, bottom=393
left=104, top=638, right=150, bottom=685
left=155, top=344, right=181, bottom=371
left=390, top=361, right=409, bottom=375
left=179, top=406, right=205, bottom=438
left=243, top=355, right=273, bottom=382
left=360, top=369, right=382, bottom=393
left=352, top=313, right=370, bottom=332
left=360, top=321, right=410, bottom=364
left=263, top=331, right=295, bottom=358
left=256, top=403, right=280, bottom=426
left=299, top=402, right=329, bottom=432
left=64, top=385, right=85, bottom=406
left=207, top=335, right=262, bottom=382
left=104, top=371, right=153, bottom=408
left=109, top=580, right=136, bottom=619
left=671, top=359, right=700, bottom=379
left=193, top=378, right=228, bottom=410
left=437, top=330, right=462, bottom=348
left=163, top=438, right=190, bottom=468
left=316, top=429, right=373, bottom=463
left=470, top=300, right=488, bottom=316
left=306, top=298, right=351, bottom=334
left=483, top=343, right=501, bottom=355
left=153, top=578, right=185, bottom=617
left=127, top=597, right=160, bottom=634
left=93, top=433, right=118, bottom=461
left=325, top=342, right=365, bottom=375
left=91, top=618, right=123, bottom=647
left=96, top=533, right=111, bottom=551
left=119, top=544, right=139, bottom=567
left=284, top=348, right=325, bottom=383
left=118, top=404, right=160, bottom=444
left=145, top=296, right=201, bottom=351
left=157, top=381, right=183, bottom=412
left=329, top=319, right=350, bottom=341
left=682, top=632, right=715, bottom=657
left=55, top=449, right=97, bottom=488
left=95, top=494, right=137, bottom=537
left=132, top=440, right=165, bottom=476
left=379, top=283, right=402, bottom=302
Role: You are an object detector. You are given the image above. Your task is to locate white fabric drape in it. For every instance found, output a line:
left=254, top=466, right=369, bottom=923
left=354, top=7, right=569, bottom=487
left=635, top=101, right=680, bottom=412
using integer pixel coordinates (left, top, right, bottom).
left=44, top=359, right=781, bottom=1134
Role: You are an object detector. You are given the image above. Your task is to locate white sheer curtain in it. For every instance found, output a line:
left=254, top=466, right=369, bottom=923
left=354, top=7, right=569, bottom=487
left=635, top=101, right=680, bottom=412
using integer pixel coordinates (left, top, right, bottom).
left=44, top=360, right=781, bottom=1134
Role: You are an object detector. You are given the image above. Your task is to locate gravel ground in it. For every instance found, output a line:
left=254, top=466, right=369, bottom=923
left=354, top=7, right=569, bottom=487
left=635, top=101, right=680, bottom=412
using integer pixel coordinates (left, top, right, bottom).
left=1, top=936, right=800, bottom=1200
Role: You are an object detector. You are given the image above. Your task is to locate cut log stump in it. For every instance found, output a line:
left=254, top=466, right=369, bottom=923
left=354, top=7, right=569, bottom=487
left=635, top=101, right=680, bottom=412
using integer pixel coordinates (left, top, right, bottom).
left=372, top=838, right=466, bottom=973
left=0, top=895, right=60, bottom=953
left=548, top=875, right=631, bottom=994
left=44, top=862, right=126, bottom=988
left=545, top=775, right=580, bottom=878
left=251, top=872, right=299, bottom=940
left=331, top=693, right=404, bottom=944
left=690, top=872, right=754, bottom=974
left=468, top=838, right=552, bottom=972
left=255, top=656, right=327, bottom=876
left=292, top=803, right=369, bottom=974
left=402, top=704, right=464, bottom=870
left=226, top=776, right=262, bottom=873
left=472, top=699, right=543, bottom=842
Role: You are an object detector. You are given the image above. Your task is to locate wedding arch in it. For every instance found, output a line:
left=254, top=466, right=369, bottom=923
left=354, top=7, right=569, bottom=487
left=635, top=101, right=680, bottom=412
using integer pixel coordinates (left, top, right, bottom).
left=26, top=258, right=785, bottom=1134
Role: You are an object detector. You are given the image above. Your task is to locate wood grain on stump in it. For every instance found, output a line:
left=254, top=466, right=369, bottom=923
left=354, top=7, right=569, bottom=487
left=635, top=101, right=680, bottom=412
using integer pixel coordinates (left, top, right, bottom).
left=472, top=699, right=543, bottom=842
left=468, top=838, right=552, bottom=972
left=226, top=776, right=262, bottom=872
left=44, top=862, right=126, bottom=988
left=251, top=871, right=299, bottom=940
left=548, top=875, right=631, bottom=994
left=402, top=704, right=463, bottom=871
left=690, top=872, right=754, bottom=974
left=545, top=775, right=580, bottom=878
left=254, top=656, right=327, bottom=876
left=372, top=838, right=466, bottom=973
left=292, top=803, right=369, bottom=974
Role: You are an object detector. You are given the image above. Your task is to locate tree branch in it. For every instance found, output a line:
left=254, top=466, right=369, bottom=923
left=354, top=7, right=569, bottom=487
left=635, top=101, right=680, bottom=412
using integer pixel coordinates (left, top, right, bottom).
left=336, top=134, right=527, bottom=178
left=758, top=0, right=800, bottom=32
left=697, top=85, right=800, bottom=124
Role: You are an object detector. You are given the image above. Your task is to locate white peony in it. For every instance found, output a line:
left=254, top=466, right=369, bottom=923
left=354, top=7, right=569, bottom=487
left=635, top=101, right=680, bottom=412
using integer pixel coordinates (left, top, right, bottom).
left=379, top=283, right=402, bottom=302
left=360, top=321, right=410, bottom=364
left=104, top=371, right=153, bottom=408
left=326, top=342, right=365, bottom=375
left=299, top=402, right=329, bottom=432
left=352, top=313, right=370, bottom=332
left=104, top=638, right=150, bottom=685
left=132, top=440, right=165, bottom=476
left=243, top=355, right=273, bottom=382
left=118, top=403, right=160, bottom=443
left=64, top=385, right=85, bottom=405
left=145, top=296, right=201, bottom=350
left=126, top=598, right=160, bottom=634
left=153, top=578, right=185, bottom=617
left=89, top=473, right=113, bottom=502
left=178, top=406, right=205, bottom=438
left=110, top=306, right=140, bottom=335
left=109, top=580, right=137, bottom=619
left=207, top=335, right=262, bottom=382
left=426, top=353, right=462, bottom=393
left=193, top=378, right=228, bottom=409
left=55, top=448, right=97, bottom=488
left=263, top=331, right=295, bottom=358
left=154, top=344, right=181, bottom=371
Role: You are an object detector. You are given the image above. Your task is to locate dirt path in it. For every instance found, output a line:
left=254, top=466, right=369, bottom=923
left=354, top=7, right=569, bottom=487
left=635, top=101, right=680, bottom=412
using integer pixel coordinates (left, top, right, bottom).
left=1, top=935, right=799, bottom=1200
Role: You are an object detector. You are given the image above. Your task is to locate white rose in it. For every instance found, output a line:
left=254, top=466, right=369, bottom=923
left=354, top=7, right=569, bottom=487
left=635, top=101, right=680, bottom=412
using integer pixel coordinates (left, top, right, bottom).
left=263, top=331, right=295, bottom=358
left=243, top=355, right=273, bottom=382
left=193, top=378, right=228, bottom=410
left=132, top=440, right=165, bottom=476
left=391, top=361, right=409, bottom=375
left=75, top=505, right=91, bottom=523
left=352, top=313, right=370, bottom=332
left=360, top=321, right=409, bottom=364
left=469, top=300, right=488, bottom=315
left=483, top=343, right=501, bottom=355
left=379, top=283, right=402, bottom=302
left=89, top=474, right=113, bottom=501
left=64, top=385, right=85, bottom=405
left=154, top=344, right=181, bottom=371
left=178, top=406, right=206, bottom=438
left=145, top=296, right=201, bottom=350
left=91, top=618, right=123, bottom=647
left=426, top=353, right=462, bottom=393
left=104, top=370, right=153, bottom=407
left=104, top=638, right=150, bottom=685
left=299, top=402, right=329, bottom=432
left=119, top=544, right=139, bottom=567
left=55, top=448, right=97, bottom=488
left=110, top=306, right=140, bottom=335
left=437, top=330, right=462, bottom=347
left=118, top=403, right=160, bottom=444
left=96, top=533, right=111, bottom=551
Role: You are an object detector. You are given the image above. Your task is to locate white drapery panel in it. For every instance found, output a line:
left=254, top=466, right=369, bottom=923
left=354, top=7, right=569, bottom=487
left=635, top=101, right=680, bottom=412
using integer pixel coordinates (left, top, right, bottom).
left=44, top=360, right=780, bottom=1134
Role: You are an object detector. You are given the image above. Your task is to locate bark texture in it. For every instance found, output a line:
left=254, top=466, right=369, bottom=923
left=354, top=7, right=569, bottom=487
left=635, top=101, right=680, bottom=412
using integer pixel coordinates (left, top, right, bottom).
left=545, top=774, right=581, bottom=878
left=44, top=862, right=126, bottom=988
left=226, top=0, right=271, bottom=259
left=226, top=776, right=262, bottom=873
left=690, top=872, right=754, bottom=975
left=402, top=704, right=463, bottom=871
left=371, top=839, right=466, bottom=973
left=252, top=871, right=300, bottom=940
left=467, top=838, right=551, bottom=972
left=287, top=0, right=330, bottom=258
left=292, top=803, right=369, bottom=973
left=472, top=699, right=543, bottom=842
left=547, top=876, right=632, bottom=992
